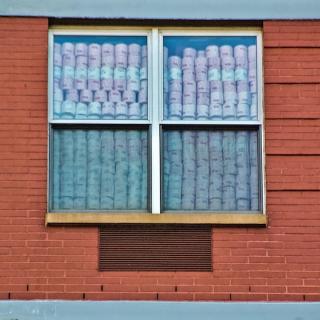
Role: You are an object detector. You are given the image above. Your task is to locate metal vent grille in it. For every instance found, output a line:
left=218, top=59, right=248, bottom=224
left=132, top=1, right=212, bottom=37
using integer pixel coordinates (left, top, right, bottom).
left=99, top=224, right=212, bottom=271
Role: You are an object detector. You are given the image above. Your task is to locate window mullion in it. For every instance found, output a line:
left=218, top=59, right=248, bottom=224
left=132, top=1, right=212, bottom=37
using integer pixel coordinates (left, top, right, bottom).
left=151, top=28, right=161, bottom=214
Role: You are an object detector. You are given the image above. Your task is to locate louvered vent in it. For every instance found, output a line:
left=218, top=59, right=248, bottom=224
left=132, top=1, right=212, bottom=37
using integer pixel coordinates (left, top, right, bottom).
left=99, top=224, right=212, bottom=271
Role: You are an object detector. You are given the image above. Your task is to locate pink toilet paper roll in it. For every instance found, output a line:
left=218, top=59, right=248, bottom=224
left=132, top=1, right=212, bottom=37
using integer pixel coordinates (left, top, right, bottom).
left=220, top=45, right=233, bottom=58
left=80, top=89, right=93, bottom=103
left=75, top=43, right=88, bottom=56
left=62, top=54, right=76, bottom=67
left=183, top=91, right=196, bottom=105
left=168, top=56, right=182, bottom=69
left=248, top=45, right=257, bottom=62
left=169, top=79, right=183, bottom=92
left=115, top=43, right=128, bottom=68
left=65, top=89, right=79, bottom=102
left=54, top=53, right=62, bottom=67
left=62, top=42, right=74, bottom=56
left=197, top=92, right=209, bottom=106
left=206, top=45, right=219, bottom=58
left=234, top=45, right=248, bottom=59
left=182, top=57, right=194, bottom=71
left=183, top=47, right=197, bottom=59
left=94, top=90, right=108, bottom=103
left=169, top=90, right=182, bottom=104
left=183, top=81, right=196, bottom=94
left=197, top=80, right=209, bottom=93
left=109, top=90, right=121, bottom=103
left=102, top=43, right=114, bottom=56
left=54, top=43, right=61, bottom=55
left=76, top=55, right=88, bottom=68
left=123, top=90, right=136, bottom=104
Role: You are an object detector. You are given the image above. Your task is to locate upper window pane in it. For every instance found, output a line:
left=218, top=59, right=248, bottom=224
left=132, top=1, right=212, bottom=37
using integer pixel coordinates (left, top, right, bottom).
left=52, top=35, right=148, bottom=121
left=163, top=36, right=258, bottom=121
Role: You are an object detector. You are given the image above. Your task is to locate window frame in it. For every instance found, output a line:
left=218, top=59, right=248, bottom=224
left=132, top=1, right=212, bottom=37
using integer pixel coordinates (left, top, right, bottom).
left=46, top=26, right=267, bottom=226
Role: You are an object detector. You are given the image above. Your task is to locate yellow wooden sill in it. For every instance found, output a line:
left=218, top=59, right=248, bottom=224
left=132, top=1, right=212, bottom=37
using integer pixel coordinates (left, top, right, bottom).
left=46, top=212, right=267, bottom=225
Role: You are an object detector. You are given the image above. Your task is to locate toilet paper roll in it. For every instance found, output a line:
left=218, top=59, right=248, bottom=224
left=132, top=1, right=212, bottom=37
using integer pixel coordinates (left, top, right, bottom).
left=102, top=55, right=115, bottom=68
left=76, top=55, right=88, bottom=68
left=197, top=92, right=209, bottom=106
left=123, top=90, right=136, bottom=104
left=183, top=47, right=197, bottom=59
left=65, top=89, right=79, bottom=102
left=168, top=56, right=182, bottom=68
left=115, top=43, right=128, bottom=68
left=248, top=45, right=257, bottom=62
left=220, top=45, right=233, bottom=57
left=109, top=90, right=121, bottom=103
left=80, top=89, right=93, bottom=103
left=169, top=103, right=182, bottom=119
left=88, top=67, right=100, bottom=91
left=88, top=101, right=101, bottom=119
left=54, top=53, right=62, bottom=67
left=75, top=66, right=87, bottom=90
left=75, top=43, right=88, bottom=56
left=206, top=45, right=219, bottom=58
left=197, top=104, right=209, bottom=120
left=88, top=43, right=101, bottom=61
left=53, top=65, right=62, bottom=80
left=209, top=103, right=223, bottom=119
left=54, top=43, right=61, bottom=54
left=54, top=88, right=63, bottom=102
left=94, top=90, right=107, bottom=103
left=128, top=54, right=141, bottom=68
left=102, top=43, right=114, bottom=56
left=183, top=81, right=196, bottom=94
left=170, top=80, right=183, bottom=92
left=115, top=101, right=128, bottom=119
left=223, top=102, right=236, bottom=119
left=141, top=103, right=148, bottom=119
left=197, top=80, right=209, bottom=93
left=102, top=101, right=115, bottom=119
left=75, top=102, right=88, bottom=119
left=138, top=88, right=147, bottom=104
left=128, top=102, right=140, bottom=119
left=183, top=91, right=196, bottom=105
left=169, top=90, right=182, bottom=105
left=62, top=42, right=74, bottom=56
left=53, top=101, right=62, bottom=119
left=140, top=66, right=147, bottom=80
left=182, top=70, right=195, bottom=82
left=127, top=79, right=140, bottom=92
left=61, top=100, right=76, bottom=119
left=182, top=104, right=196, bottom=119
left=234, top=45, right=248, bottom=59
left=182, top=57, right=194, bottom=70
left=237, top=103, right=250, bottom=120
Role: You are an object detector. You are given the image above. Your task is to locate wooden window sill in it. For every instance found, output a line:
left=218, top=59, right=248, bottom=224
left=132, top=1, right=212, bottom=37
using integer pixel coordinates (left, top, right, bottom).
left=46, top=212, right=267, bottom=226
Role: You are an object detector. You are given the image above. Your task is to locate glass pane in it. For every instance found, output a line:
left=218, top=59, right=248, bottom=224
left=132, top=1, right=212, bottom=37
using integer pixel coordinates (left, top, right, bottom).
left=51, top=128, right=149, bottom=211
left=163, top=36, right=258, bottom=121
left=52, top=35, right=148, bottom=120
left=163, top=129, right=259, bottom=211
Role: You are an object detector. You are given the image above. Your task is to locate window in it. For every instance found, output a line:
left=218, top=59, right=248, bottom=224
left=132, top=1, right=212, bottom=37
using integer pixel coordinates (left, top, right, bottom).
left=47, top=28, right=266, bottom=225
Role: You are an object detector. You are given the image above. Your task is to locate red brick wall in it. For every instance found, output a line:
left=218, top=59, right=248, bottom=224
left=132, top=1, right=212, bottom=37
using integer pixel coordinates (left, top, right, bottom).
left=0, top=18, right=320, bottom=302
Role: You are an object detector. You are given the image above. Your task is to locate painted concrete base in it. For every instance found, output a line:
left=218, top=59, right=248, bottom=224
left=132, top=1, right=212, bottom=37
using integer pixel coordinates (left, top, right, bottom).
left=0, top=301, right=319, bottom=320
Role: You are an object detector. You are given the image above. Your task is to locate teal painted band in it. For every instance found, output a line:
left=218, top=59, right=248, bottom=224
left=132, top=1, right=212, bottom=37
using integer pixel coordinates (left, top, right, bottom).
left=1, top=0, right=320, bottom=19
left=0, top=301, right=320, bottom=320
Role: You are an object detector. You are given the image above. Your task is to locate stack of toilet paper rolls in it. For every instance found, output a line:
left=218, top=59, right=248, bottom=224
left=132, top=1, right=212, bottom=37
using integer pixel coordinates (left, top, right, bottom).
left=164, top=130, right=259, bottom=211
left=53, top=41, right=148, bottom=120
left=164, top=44, right=257, bottom=120
left=53, top=129, right=148, bottom=211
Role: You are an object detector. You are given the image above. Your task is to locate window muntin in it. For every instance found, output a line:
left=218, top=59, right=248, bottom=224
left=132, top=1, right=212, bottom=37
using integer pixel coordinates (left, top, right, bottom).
left=48, top=28, right=265, bottom=221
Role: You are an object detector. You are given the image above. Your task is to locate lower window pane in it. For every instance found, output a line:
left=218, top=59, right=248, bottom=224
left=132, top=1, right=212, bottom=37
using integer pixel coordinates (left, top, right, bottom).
left=51, top=128, right=148, bottom=211
left=163, top=129, right=260, bottom=211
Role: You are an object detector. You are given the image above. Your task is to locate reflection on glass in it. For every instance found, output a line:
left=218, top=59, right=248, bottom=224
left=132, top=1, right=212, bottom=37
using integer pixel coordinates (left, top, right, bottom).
left=52, top=129, right=148, bottom=211
left=163, top=36, right=257, bottom=121
left=163, top=130, right=259, bottom=211
left=53, top=36, right=148, bottom=120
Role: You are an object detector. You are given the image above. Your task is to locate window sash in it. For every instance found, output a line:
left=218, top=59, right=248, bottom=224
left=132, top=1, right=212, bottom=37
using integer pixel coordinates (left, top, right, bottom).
left=48, top=27, right=265, bottom=215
